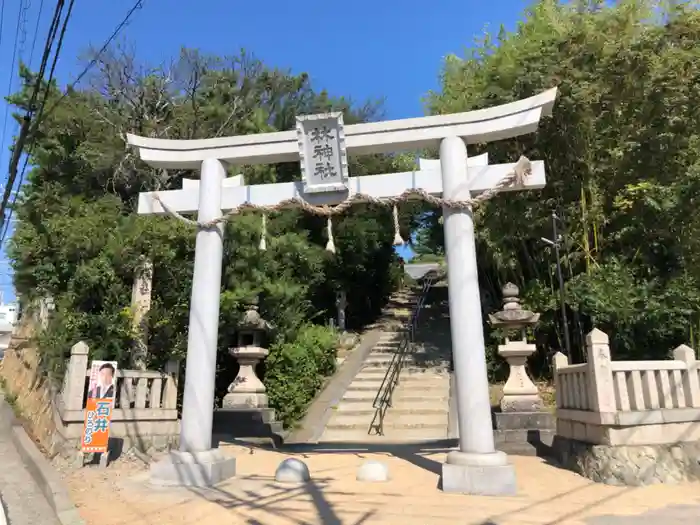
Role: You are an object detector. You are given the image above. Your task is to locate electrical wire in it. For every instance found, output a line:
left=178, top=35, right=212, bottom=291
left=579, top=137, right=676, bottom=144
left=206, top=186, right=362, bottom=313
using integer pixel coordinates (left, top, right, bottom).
left=0, top=0, right=27, bottom=183
left=28, top=0, right=46, bottom=68
left=42, top=0, right=144, bottom=119
left=32, top=0, right=74, bottom=139
left=0, top=0, right=6, bottom=47
left=0, top=0, right=146, bottom=245
left=0, top=0, right=65, bottom=242
left=18, top=0, right=30, bottom=55
left=0, top=0, right=74, bottom=243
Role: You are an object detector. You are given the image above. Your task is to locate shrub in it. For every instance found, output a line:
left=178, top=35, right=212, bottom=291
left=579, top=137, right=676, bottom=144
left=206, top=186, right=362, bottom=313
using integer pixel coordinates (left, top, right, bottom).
left=263, top=324, right=338, bottom=427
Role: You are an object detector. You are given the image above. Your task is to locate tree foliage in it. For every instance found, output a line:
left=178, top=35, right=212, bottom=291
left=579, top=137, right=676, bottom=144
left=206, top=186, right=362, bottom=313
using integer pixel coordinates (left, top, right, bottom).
left=424, top=0, right=700, bottom=373
left=8, top=48, right=408, bottom=419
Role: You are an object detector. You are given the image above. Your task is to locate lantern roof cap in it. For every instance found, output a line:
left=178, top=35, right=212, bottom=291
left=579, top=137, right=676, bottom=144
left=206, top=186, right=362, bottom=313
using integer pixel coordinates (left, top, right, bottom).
left=238, top=297, right=272, bottom=332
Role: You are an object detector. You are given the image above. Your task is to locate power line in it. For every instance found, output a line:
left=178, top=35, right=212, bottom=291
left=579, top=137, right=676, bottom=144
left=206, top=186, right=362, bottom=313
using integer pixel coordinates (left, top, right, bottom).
left=18, top=0, right=30, bottom=55
left=0, top=0, right=27, bottom=179
left=0, top=0, right=5, bottom=47
left=0, top=0, right=74, bottom=244
left=0, top=0, right=145, bottom=246
left=0, top=0, right=66, bottom=241
left=42, top=0, right=145, bottom=119
left=32, top=0, right=74, bottom=142
left=28, top=0, right=46, bottom=68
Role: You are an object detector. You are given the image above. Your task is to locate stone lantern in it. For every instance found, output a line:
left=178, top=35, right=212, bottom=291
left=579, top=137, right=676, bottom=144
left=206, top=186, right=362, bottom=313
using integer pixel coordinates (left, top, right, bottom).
left=488, top=283, right=544, bottom=413
left=222, top=298, right=272, bottom=409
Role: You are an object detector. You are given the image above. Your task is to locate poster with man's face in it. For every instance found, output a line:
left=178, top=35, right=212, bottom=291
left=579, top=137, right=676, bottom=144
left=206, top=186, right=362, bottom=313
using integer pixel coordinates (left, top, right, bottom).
left=87, top=360, right=118, bottom=401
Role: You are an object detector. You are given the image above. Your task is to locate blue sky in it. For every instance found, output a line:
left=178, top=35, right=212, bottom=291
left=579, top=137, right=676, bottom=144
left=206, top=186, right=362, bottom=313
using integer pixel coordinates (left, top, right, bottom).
left=0, top=0, right=533, bottom=300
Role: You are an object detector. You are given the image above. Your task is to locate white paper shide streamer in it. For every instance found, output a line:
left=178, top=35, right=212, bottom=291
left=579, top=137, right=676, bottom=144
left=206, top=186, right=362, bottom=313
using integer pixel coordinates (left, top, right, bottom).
left=259, top=213, right=267, bottom=251
left=392, top=204, right=405, bottom=246
left=325, top=216, right=336, bottom=253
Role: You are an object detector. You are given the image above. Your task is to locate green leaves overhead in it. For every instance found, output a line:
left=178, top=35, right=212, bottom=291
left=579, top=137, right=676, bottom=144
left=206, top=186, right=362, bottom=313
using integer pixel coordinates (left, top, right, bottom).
left=8, top=47, right=404, bottom=396
left=425, top=0, right=700, bottom=367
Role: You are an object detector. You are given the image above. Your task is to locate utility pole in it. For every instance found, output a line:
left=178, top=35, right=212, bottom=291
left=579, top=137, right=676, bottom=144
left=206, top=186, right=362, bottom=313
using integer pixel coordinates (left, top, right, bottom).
left=541, top=211, right=573, bottom=361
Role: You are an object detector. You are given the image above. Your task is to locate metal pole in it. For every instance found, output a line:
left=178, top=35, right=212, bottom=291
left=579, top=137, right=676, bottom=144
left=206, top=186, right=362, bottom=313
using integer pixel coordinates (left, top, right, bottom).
left=552, top=212, right=572, bottom=361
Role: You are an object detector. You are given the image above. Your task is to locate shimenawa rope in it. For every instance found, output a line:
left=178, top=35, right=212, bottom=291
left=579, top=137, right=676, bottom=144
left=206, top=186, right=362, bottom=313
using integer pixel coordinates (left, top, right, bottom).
left=152, top=156, right=532, bottom=252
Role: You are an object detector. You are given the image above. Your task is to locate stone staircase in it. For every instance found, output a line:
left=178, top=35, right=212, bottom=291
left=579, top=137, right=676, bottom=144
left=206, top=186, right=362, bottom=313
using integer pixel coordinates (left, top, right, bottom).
left=320, top=285, right=451, bottom=443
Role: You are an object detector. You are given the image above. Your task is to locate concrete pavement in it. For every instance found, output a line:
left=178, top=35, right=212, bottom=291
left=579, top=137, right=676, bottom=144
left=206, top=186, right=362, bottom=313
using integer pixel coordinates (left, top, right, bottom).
left=58, top=442, right=700, bottom=525
left=0, top=395, right=58, bottom=525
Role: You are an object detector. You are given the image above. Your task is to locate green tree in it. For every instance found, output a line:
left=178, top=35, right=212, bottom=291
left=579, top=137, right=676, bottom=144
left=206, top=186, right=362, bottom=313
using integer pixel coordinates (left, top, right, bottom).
left=426, top=0, right=700, bottom=374
left=8, top=47, right=408, bottom=422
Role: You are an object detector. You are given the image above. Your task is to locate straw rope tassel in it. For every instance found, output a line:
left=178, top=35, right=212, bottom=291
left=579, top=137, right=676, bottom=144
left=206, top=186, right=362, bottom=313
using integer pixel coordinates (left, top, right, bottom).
left=325, top=216, right=336, bottom=253
left=392, top=204, right=405, bottom=246
left=258, top=213, right=267, bottom=251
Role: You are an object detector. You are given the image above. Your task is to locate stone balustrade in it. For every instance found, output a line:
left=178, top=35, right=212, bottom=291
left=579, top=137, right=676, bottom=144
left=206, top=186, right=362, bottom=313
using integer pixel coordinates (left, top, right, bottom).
left=556, top=345, right=700, bottom=414
left=553, top=328, right=700, bottom=485
left=54, top=341, right=180, bottom=454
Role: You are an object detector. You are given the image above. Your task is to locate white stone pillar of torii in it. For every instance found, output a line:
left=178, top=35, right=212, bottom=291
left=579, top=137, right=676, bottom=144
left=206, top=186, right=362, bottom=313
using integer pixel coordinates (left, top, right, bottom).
left=127, top=87, right=558, bottom=493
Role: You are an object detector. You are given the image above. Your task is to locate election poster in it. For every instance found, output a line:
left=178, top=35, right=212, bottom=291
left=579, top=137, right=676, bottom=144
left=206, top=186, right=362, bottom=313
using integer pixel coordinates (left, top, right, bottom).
left=81, top=360, right=117, bottom=453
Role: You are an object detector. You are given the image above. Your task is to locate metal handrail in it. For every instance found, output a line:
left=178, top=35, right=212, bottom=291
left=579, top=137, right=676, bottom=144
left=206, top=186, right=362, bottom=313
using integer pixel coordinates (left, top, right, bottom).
left=369, top=271, right=437, bottom=436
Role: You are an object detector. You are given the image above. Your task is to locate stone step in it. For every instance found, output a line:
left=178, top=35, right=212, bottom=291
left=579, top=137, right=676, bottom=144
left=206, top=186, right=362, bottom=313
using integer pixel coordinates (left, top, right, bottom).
left=354, top=366, right=435, bottom=378
left=339, top=389, right=376, bottom=401
left=383, top=414, right=448, bottom=427
left=335, top=400, right=449, bottom=412
left=351, top=372, right=450, bottom=386
left=364, top=352, right=439, bottom=361
left=341, top=387, right=449, bottom=401
left=326, top=412, right=447, bottom=431
left=360, top=364, right=450, bottom=374
left=375, top=339, right=401, bottom=345
left=371, top=345, right=402, bottom=353
left=335, top=405, right=447, bottom=416
left=363, top=355, right=400, bottom=365
left=330, top=411, right=447, bottom=429
left=344, top=382, right=448, bottom=395
left=355, top=366, right=449, bottom=377
left=365, top=352, right=400, bottom=359
left=366, top=351, right=450, bottom=361
left=326, top=413, right=376, bottom=427
left=354, top=371, right=448, bottom=383
left=334, top=403, right=376, bottom=413
left=320, top=425, right=448, bottom=442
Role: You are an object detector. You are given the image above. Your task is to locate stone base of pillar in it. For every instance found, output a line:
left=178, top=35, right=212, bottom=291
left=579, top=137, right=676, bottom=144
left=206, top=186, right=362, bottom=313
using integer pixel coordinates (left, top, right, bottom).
left=222, top=391, right=268, bottom=409
left=149, top=449, right=236, bottom=487
left=493, top=411, right=556, bottom=456
left=213, top=407, right=285, bottom=447
left=500, top=394, right=545, bottom=413
left=440, top=450, right=517, bottom=496
left=494, top=411, right=555, bottom=431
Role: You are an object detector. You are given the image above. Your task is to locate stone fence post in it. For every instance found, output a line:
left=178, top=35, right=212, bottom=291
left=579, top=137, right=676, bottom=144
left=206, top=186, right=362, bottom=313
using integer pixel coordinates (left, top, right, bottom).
left=60, top=341, right=89, bottom=411
left=163, top=360, right=180, bottom=409
left=586, top=328, right=616, bottom=413
left=553, top=351, right=568, bottom=409
left=673, top=344, right=700, bottom=407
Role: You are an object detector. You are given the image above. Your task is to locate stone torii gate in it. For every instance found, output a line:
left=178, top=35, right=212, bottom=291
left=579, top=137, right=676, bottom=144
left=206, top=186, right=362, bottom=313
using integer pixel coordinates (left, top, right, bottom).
left=127, top=88, right=558, bottom=494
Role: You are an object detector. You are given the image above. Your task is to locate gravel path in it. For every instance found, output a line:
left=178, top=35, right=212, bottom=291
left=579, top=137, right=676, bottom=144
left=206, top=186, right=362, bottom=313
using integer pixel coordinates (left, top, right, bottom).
left=0, top=397, right=58, bottom=525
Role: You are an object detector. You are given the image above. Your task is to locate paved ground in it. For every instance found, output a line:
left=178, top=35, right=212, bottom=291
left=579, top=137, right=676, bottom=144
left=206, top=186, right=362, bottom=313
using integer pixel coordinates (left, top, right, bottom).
left=58, top=442, right=700, bottom=525
left=0, top=396, right=58, bottom=525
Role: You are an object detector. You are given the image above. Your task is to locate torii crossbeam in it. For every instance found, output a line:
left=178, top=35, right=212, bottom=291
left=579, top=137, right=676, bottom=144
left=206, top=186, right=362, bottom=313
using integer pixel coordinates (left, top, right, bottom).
left=127, top=88, right=558, bottom=493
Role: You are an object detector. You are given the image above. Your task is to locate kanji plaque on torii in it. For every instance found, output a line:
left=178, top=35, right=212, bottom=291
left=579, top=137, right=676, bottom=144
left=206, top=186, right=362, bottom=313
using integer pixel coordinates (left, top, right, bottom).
left=126, top=87, right=558, bottom=494
left=296, top=112, right=349, bottom=194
